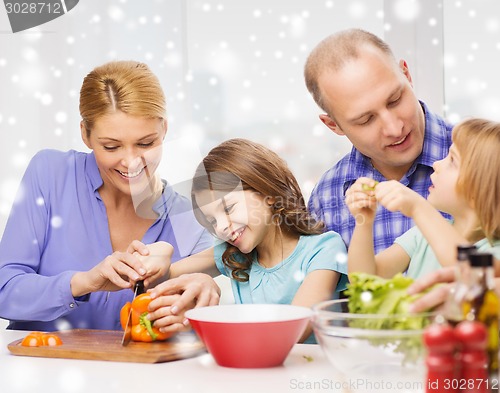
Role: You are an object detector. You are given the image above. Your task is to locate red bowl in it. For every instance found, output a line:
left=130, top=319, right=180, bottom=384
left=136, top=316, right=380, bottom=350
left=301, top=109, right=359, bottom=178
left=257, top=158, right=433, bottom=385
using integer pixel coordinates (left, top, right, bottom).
left=185, top=304, right=312, bottom=368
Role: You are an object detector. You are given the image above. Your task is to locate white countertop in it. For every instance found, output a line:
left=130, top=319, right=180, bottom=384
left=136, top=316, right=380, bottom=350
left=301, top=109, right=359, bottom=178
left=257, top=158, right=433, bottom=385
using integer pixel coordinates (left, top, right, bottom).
left=0, top=329, right=341, bottom=393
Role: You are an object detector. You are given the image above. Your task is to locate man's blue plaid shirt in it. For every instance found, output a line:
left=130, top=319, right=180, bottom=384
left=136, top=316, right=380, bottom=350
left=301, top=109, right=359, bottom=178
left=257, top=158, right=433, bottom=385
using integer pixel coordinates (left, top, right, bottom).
left=308, top=101, right=453, bottom=254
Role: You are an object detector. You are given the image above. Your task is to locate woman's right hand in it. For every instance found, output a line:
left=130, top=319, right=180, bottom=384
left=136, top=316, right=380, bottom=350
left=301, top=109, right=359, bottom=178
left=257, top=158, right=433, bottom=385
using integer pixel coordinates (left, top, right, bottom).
left=345, top=177, right=378, bottom=224
left=70, top=240, right=150, bottom=297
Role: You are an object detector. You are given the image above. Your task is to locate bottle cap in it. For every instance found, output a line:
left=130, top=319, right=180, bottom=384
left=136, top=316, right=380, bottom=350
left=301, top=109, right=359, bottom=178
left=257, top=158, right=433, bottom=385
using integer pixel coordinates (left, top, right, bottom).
left=469, top=252, right=493, bottom=267
left=456, top=245, right=476, bottom=261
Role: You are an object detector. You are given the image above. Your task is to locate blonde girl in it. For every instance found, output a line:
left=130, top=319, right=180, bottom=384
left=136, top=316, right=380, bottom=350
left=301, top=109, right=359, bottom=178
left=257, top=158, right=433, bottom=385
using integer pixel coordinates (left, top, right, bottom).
left=346, top=118, right=500, bottom=279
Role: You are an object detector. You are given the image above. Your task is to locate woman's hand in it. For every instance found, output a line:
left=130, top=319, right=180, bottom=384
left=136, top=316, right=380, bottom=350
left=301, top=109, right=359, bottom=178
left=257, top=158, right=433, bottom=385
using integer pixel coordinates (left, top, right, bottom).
left=345, top=177, right=378, bottom=225
left=133, top=241, right=174, bottom=288
left=147, top=273, right=221, bottom=332
left=407, top=267, right=455, bottom=313
left=70, top=240, right=151, bottom=297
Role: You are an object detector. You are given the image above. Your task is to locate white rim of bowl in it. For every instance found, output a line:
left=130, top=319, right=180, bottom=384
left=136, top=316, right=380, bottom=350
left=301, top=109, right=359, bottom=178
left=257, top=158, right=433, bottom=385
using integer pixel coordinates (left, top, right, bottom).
left=185, top=304, right=313, bottom=323
left=312, top=298, right=435, bottom=320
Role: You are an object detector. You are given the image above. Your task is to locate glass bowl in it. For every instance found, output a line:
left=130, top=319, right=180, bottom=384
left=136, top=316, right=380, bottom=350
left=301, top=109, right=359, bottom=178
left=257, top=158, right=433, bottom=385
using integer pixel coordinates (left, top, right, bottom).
left=312, top=299, right=435, bottom=393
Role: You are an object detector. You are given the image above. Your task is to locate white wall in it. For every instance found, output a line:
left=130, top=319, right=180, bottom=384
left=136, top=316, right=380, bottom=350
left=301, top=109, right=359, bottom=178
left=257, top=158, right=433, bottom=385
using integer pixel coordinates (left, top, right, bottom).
left=0, top=1, right=386, bottom=236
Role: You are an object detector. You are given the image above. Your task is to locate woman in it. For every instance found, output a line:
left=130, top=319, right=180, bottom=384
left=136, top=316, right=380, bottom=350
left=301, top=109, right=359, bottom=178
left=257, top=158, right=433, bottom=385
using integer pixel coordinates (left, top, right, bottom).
left=0, top=61, right=214, bottom=331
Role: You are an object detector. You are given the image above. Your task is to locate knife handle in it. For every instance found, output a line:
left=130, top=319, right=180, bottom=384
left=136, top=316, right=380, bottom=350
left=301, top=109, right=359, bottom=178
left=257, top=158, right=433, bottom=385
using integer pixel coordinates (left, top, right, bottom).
left=135, top=280, right=145, bottom=295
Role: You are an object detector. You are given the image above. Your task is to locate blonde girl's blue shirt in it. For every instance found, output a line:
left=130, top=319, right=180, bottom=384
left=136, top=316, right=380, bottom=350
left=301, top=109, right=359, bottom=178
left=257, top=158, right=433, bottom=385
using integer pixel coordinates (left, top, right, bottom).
left=395, top=225, right=500, bottom=279
left=214, top=231, right=349, bottom=305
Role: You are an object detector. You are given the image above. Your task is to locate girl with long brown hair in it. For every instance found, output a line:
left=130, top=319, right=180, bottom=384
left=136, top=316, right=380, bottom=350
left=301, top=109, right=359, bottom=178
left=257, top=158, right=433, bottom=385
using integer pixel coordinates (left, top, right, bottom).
left=149, top=138, right=348, bottom=343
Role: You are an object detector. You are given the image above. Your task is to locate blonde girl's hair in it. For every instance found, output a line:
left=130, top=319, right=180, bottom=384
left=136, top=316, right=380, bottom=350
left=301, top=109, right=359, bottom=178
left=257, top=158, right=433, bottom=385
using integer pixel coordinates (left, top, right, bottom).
left=191, top=138, right=325, bottom=282
left=79, top=60, right=166, bottom=136
left=304, top=28, right=394, bottom=115
left=453, top=118, right=500, bottom=242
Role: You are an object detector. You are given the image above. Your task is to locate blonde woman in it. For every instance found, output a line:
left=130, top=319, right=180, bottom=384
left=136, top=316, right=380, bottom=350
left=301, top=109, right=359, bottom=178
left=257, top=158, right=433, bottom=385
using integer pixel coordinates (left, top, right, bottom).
left=0, top=61, right=213, bottom=331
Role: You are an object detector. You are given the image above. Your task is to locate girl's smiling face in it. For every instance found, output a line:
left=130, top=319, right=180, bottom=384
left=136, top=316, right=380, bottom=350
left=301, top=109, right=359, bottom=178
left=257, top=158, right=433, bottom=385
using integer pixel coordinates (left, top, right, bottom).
left=428, top=144, right=468, bottom=214
left=82, top=110, right=166, bottom=198
left=195, top=189, right=275, bottom=254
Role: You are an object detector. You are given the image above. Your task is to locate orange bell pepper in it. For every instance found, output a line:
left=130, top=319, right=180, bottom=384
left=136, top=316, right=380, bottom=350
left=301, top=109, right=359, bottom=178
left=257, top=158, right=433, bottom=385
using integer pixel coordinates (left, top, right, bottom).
left=42, top=333, right=63, bottom=346
left=21, top=331, right=44, bottom=347
left=120, top=293, right=172, bottom=342
left=21, top=331, right=63, bottom=347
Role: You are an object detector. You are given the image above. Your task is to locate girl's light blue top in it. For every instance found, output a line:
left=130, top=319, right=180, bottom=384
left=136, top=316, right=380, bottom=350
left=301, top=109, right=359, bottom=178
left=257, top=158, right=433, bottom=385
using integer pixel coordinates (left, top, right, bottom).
left=396, top=225, right=500, bottom=279
left=214, top=231, right=349, bottom=304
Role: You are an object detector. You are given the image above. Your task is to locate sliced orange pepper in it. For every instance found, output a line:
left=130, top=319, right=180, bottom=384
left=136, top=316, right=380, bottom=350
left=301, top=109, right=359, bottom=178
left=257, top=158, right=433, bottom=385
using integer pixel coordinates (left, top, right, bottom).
left=42, top=333, right=63, bottom=346
left=21, top=331, right=63, bottom=347
left=21, top=331, right=45, bottom=347
left=120, top=293, right=173, bottom=342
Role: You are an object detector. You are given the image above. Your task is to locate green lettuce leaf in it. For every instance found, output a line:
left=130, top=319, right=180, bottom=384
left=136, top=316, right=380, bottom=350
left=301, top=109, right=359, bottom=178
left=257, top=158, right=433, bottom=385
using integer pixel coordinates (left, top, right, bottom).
left=344, top=272, right=435, bottom=363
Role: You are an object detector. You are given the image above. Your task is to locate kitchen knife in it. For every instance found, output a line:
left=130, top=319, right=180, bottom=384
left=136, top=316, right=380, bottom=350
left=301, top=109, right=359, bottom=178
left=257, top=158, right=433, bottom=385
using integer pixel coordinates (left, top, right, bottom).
left=121, top=280, right=145, bottom=346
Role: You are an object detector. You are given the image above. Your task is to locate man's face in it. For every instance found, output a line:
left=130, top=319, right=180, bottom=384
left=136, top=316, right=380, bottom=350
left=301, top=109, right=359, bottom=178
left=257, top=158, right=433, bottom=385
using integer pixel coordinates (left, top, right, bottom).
left=318, top=46, right=425, bottom=180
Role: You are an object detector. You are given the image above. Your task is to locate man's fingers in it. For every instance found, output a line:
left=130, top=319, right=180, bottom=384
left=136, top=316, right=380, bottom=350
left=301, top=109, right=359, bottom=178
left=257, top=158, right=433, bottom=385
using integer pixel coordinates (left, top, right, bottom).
left=149, top=279, right=184, bottom=299
left=158, top=322, right=191, bottom=334
left=409, top=284, right=450, bottom=313
left=148, top=294, right=181, bottom=313
left=407, top=267, right=454, bottom=295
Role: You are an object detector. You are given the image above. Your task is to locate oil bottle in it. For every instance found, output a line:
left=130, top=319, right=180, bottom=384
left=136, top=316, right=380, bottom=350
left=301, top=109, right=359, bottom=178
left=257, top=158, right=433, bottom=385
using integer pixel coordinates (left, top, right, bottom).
left=463, top=252, right=499, bottom=390
left=443, top=245, right=476, bottom=326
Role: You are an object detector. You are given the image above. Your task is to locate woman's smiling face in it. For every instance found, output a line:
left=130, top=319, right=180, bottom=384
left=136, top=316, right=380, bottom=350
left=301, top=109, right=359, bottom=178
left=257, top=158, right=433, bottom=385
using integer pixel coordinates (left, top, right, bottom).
left=82, top=110, right=166, bottom=197
left=196, top=189, right=274, bottom=254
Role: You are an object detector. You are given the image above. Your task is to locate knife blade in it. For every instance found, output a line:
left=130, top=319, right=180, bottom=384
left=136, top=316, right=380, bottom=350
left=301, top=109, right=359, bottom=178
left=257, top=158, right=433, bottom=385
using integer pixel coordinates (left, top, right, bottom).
left=121, top=280, right=145, bottom=346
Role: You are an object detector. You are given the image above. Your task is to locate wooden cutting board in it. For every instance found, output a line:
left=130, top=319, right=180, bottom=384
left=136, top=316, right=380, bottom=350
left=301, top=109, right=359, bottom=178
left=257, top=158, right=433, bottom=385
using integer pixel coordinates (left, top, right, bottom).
left=7, top=329, right=206, bottom=363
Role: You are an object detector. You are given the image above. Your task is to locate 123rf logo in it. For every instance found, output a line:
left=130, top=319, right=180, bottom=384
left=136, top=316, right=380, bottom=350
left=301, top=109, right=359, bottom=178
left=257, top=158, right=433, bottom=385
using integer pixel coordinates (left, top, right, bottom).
left=3, top=0, right=79, bottom=33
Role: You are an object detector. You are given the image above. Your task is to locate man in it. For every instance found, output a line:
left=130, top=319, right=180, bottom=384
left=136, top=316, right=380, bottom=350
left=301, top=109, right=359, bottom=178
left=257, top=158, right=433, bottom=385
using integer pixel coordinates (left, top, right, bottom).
left=305, top=28, right=453, bottom=253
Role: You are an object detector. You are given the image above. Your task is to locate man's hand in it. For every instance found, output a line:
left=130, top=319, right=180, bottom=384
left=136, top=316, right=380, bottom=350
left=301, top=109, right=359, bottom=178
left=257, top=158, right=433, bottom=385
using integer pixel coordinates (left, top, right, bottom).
left=407, top=267, right=455, bottom=313
left=147, top=273, right=221, bottom=332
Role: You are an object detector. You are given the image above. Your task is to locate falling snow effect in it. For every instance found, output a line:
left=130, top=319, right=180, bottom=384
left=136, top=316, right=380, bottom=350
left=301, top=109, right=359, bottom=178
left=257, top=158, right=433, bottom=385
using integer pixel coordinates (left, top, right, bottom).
left=50, top=216, right=63, bottom=229
left=1, top=0, right=500, bottom=341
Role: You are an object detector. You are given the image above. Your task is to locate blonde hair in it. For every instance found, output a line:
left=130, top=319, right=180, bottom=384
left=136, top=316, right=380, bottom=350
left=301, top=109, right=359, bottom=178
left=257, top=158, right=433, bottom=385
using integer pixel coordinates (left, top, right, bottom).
left=191, top=138, right=324, bottom=281
left=79, top=60, right=166, bottom=135
left=304, top=28, right=394, bottom=114
left=453, top=118, right=500, bottom=242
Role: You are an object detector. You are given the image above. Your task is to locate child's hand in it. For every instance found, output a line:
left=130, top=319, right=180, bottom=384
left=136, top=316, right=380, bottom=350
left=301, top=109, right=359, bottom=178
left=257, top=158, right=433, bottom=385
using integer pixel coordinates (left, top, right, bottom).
left=146, top=293, right=194, bottom=333
left=133, top=241, right=174, bottom=288
left=374, top=180, right=426, bottom=217
left=345, top=177, right=378, bottom=224
left=147, top=273, right=221, bottom=331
